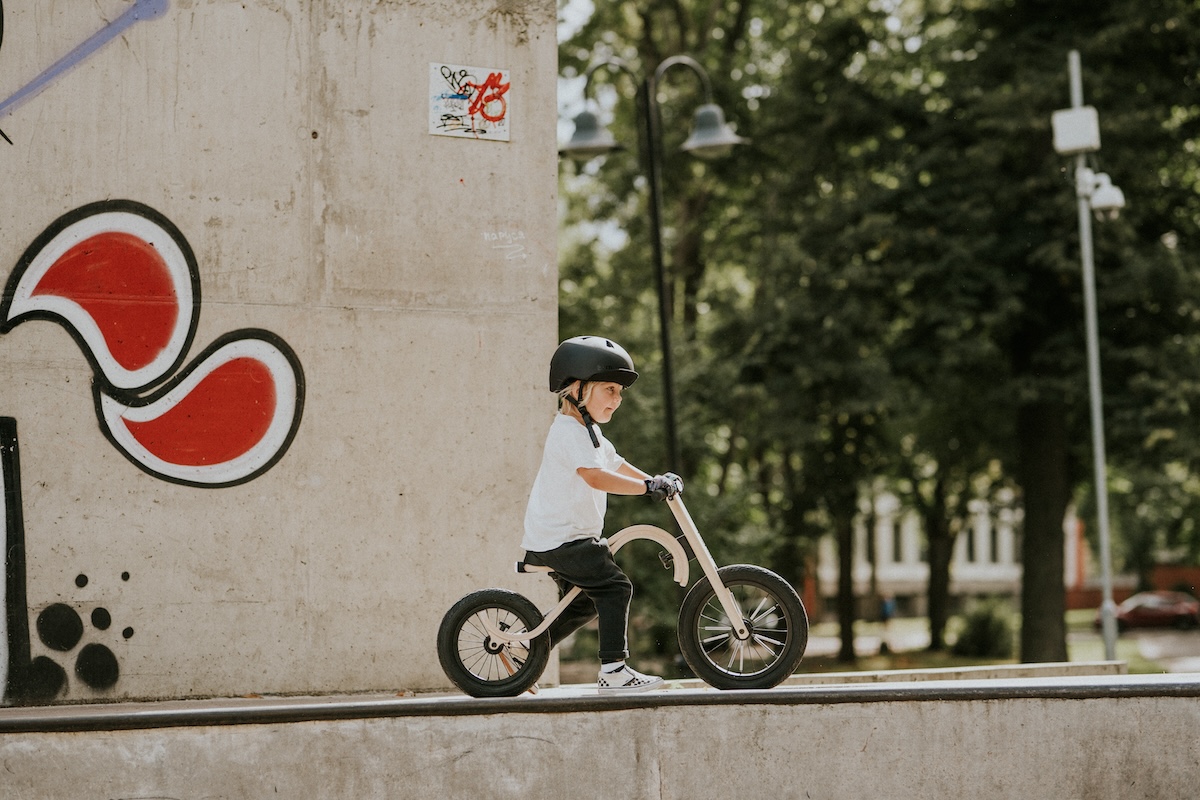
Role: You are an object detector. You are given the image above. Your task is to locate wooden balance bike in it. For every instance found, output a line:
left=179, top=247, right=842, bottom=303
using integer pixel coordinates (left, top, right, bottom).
left=437, top=493, right=809, bottom=697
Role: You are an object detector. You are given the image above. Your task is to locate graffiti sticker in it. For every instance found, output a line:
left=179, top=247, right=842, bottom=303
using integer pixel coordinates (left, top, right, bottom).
left=429, top=62, right=511, bottom=141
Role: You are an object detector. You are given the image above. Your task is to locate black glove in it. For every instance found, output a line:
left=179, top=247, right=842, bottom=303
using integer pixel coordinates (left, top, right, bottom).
left=644, top=472, right=683, bottom=501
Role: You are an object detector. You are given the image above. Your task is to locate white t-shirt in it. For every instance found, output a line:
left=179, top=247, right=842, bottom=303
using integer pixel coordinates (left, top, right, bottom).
left=522, top=413, right=626, bottom=552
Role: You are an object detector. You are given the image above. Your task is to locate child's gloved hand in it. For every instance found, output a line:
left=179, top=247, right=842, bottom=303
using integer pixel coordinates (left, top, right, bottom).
left=645, top=473, right=684, bottom=501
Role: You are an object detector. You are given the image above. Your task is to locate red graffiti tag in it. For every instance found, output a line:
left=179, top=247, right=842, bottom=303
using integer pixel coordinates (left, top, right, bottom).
left=466, top=72, right=510, bottom=123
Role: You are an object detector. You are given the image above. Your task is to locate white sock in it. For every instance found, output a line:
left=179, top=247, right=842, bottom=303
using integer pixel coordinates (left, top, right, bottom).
left=602, top=661, right=626, bottom=673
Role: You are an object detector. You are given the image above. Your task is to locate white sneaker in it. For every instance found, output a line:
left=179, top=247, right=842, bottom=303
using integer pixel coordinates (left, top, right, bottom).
left=597, top=664, right=664, bottom=694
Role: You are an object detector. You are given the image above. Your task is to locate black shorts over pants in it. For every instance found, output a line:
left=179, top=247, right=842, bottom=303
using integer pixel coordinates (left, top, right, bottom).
left=524, top=538, right=632, bottom=663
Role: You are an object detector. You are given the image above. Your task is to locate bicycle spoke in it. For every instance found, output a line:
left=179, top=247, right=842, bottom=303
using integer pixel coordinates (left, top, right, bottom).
left=747, top=595, right=770, bottom=622
left=749, top=601, right=781, bottom=627
left=751, top=632, right=782, bottom=658
left=689, top=582, right=797, bottom=677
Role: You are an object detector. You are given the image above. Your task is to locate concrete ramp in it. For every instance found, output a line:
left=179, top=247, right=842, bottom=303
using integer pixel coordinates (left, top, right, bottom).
left=2, top=673, right=1198, bottom=799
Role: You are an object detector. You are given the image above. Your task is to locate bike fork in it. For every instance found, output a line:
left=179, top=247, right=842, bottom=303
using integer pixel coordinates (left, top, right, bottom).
left=667, top=496, right=750, bottom=640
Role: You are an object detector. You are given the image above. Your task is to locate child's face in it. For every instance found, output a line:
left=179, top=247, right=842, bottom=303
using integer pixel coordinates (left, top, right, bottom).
left=583, top=381, right=624, bottom=424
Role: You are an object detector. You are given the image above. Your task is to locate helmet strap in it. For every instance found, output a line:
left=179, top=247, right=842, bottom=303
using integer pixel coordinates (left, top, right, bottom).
left=565, top=382, right=601, bottom=448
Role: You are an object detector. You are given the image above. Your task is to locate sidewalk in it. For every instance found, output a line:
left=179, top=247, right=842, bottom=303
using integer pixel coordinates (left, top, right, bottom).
left=806, top=623, right=930, bottom=657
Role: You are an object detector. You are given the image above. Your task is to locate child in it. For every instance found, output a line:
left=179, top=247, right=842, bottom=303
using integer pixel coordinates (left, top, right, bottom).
left=522, top=335, right=681, bottom=694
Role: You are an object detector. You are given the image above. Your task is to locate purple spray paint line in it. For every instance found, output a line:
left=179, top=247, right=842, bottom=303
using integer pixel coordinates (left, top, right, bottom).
left=1, top=0, right=7, bottom=143
left=0, top=0, right=169, bottom=124
left=1, top=417, right=31, bottom=703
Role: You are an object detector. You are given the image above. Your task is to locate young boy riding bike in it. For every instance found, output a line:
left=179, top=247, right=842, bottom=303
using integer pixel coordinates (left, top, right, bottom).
left=521, top=335, right=681, bottom=693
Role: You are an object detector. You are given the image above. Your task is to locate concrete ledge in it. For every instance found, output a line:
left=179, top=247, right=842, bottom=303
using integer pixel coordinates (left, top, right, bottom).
left=3, top=673, right=1199, bottom=799
left=0, top=666, right=1187, bottom=733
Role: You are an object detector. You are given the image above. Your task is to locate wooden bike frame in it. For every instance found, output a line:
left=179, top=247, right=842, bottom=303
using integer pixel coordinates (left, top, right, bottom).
left=483, top=495, right=750, bottom=645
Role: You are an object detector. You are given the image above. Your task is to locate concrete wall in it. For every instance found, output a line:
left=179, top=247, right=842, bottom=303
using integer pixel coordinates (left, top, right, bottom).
left=2, top=674, right=1197, bottom=798
left=0, top=0, right=559, bottom=703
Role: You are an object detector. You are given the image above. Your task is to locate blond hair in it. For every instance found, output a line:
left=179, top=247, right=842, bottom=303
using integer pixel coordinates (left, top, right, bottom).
left=556, top=380, right=596, bottom=415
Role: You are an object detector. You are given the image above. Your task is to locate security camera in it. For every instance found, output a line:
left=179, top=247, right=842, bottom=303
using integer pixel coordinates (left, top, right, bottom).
left=1089, top=173, right=1125, bottom=221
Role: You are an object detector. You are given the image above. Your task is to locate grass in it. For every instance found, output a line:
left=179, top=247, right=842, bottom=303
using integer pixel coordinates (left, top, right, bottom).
left=557, top=609, right=1170, bottom=682
left=797, top=610, right=1168, bottom=675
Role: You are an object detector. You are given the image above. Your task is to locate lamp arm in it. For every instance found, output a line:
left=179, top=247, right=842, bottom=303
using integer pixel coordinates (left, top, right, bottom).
left=581, top=58, right=640, bottom=101
left=653, top=54, right=715, bottom=103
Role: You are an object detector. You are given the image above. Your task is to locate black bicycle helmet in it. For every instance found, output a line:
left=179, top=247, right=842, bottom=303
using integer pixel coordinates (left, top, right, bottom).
left=549, top=336, right=638, bottom=392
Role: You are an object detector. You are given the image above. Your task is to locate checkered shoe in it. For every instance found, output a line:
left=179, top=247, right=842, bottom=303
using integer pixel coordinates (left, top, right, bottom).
left=597, top=664, right=664, bottom=694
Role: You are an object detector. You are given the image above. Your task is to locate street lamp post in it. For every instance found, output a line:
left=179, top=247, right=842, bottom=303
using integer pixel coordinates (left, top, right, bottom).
left=561, top=56, right=747, bottom=474
left=1051, top=50, right=1126, bottom=662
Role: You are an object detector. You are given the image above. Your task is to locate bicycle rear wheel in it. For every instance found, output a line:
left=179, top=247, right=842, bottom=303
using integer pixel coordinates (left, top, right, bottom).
left=437, top=589, right=549, bottom=698
left=678, top=564, right=808, bottom=690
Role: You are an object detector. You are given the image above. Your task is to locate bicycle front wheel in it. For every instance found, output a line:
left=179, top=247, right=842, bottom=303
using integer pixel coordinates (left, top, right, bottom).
left=678, top=564, right=808, bottom=690
left=437, top=589, right=549, bottom=698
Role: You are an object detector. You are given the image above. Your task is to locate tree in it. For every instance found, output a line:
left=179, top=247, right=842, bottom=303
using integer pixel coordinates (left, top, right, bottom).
left=877, top=0, right=1200, bottom=660
left=558, top=0, right=1200, bottom=668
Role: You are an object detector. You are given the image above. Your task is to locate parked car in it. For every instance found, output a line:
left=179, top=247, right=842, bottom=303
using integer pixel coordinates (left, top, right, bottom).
left=1094, top=591, right=1200, bottom=631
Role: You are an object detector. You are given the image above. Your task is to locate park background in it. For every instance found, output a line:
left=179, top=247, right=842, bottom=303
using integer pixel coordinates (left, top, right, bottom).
left=554, top=0, right=1200, bottom=675
left=0, top=0, right=1198, bottom=705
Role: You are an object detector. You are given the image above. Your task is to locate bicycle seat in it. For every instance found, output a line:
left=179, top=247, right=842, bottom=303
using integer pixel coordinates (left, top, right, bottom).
left=515, top=559, right=553, bottom=574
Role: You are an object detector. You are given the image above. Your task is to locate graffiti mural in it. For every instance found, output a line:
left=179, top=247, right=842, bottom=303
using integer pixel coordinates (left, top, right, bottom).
left=1, top=200, right=306, bottom=703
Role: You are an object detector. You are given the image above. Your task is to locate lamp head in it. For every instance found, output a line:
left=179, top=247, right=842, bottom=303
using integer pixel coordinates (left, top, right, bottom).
left=560, top=110, right=621, bottom=161
left=1051, top=106, right=1101, bottom=155
left=680, top=103, right=748, bottom=160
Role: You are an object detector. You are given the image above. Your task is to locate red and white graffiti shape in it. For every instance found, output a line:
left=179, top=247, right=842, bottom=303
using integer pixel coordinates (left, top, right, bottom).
left=5, top=205, right=196, bottom=392
left=2, top=200, right=305, bottom=488
left=96, top=332, right=302, bottom=486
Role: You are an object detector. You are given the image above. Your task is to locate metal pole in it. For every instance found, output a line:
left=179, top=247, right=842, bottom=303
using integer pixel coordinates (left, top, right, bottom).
left=639, top=73, right=682, bottom=474
left=1069, top=50, right=1118, bottom=661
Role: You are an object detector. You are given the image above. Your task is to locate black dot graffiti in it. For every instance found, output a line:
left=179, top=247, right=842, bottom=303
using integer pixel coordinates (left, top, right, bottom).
left=91, top=607, right=111, bottom=630
left=27, top=571, right=135, bottom=697
left=75, top=643, right=119, bottom=689
left=36, top=603, right=83, bottom=651
left=25, top=656, right=67, bottom=701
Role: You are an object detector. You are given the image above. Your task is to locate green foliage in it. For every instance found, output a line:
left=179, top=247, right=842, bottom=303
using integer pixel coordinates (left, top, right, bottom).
left=951, top=600, right=1016, bottom=659
left=558, top=0, right=1200, bottom=664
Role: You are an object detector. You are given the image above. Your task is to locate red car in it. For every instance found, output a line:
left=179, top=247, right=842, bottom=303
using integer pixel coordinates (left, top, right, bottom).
left=1095, top=591, right=1200, bottom=631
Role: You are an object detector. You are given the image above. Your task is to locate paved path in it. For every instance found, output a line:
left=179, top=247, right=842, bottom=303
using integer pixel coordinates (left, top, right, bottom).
left=810, top=625, right=1200, bottom=673
left=806, top=626, right=930, bottom=657
left=1128, top=628, right=1200, bottom=672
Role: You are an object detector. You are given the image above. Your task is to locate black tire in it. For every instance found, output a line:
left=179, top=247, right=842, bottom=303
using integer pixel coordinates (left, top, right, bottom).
left=437, top=589, right=550, bottom=698
left=678, top=564, right=808, bottom=690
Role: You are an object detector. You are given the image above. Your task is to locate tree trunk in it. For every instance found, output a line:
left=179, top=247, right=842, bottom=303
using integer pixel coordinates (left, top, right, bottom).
left=1017, top=400, right=1071, bottom=662
left=865, top=494, right=879, bottom=611
left=925, top=478, right=954, bottom=652
left=836, top=513, right=857, bottom=663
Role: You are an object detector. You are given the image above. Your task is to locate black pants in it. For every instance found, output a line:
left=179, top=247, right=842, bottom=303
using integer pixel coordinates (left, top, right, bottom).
left=524, top=538, right=632, bottom=662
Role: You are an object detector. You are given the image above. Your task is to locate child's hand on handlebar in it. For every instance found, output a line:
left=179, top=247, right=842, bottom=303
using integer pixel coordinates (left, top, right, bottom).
left=644, top=472, right=684, bottom=501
